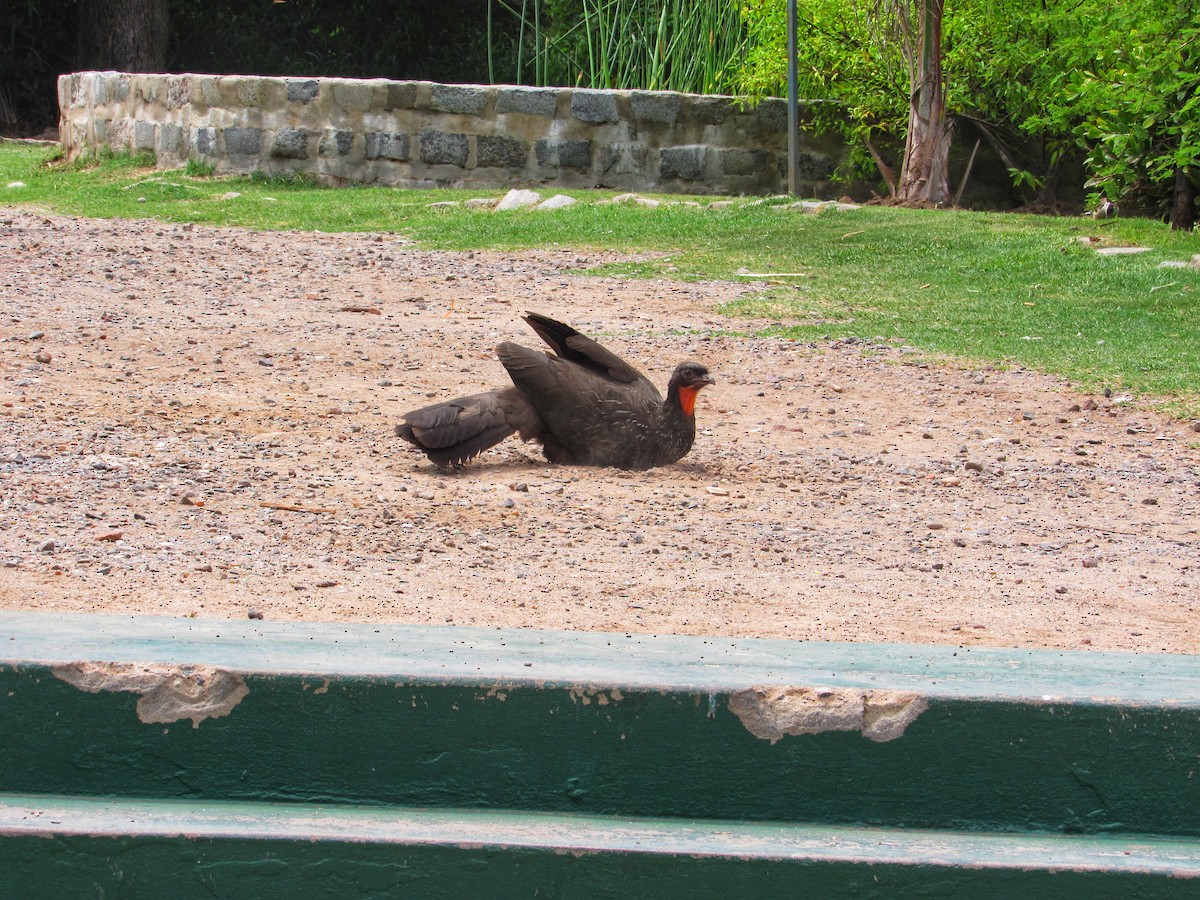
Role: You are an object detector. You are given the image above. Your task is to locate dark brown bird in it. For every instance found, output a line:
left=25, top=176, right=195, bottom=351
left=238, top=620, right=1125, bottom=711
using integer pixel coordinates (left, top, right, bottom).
left=395, top=313, right=714, bottom=470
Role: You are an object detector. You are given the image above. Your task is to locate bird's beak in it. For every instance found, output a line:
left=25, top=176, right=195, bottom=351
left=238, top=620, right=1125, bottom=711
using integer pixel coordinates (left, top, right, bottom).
left=700, top=374, right=716, bottom=386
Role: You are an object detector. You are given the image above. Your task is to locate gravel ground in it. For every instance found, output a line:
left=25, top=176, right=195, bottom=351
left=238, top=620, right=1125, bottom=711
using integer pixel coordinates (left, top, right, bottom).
left=2, top=208, right=1197, bottom=653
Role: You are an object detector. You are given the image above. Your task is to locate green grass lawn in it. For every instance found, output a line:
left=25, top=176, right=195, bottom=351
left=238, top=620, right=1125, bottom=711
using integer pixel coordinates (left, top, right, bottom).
left=3, top=143, right=1199, bottom=415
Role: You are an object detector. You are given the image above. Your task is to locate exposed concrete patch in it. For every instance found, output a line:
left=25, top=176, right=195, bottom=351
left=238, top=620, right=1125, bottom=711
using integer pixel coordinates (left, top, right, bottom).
left=568, top=685, right=624, bottom=707
left=861, top=690, right=930, bottom=742
left=52, top=662, right=249, bottom=729
left=729, top=687, right=927, bottom=744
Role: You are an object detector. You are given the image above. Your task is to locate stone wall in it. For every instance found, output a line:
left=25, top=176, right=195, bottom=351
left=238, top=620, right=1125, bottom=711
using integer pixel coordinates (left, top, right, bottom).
left=57, top=71, right=849, bottom=196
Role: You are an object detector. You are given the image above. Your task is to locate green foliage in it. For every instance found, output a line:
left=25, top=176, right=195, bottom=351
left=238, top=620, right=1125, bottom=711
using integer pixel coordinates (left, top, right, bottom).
left=489, top=0, right=751, bottom=92
left=2, top=142, right=1199, bottom=408
left=738, top=0, right=903, bottom=128
left=737, top=0, right=1200, bottom=212
left=1061, top=3, right=1200, bottom=213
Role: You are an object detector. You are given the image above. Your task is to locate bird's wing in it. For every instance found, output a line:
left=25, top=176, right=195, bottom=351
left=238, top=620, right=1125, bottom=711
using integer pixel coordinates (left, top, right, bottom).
left=522, top=312, right=647, bottom=386
left=497, top=340, right=665, bottom=465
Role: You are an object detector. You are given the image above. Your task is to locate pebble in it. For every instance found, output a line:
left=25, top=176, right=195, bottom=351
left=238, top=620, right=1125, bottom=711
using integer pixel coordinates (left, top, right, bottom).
left=95, top=530, right=123, bottom=542
left=247, top=608, right=264, bottom=620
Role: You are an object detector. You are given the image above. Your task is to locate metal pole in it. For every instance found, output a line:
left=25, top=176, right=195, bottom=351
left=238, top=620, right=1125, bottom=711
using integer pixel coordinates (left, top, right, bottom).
left=787, top=0, right=799, bottom=196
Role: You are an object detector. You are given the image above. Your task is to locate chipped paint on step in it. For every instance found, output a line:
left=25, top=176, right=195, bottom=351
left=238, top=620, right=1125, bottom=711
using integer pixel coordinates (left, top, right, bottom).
left=729, top=687, right=927, bottom=743
left=52, top=661, right=249, bottom=729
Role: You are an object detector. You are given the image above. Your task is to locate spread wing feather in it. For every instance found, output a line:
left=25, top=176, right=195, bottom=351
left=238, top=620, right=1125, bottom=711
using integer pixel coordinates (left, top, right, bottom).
left=523, top=312, right=648, bottom=386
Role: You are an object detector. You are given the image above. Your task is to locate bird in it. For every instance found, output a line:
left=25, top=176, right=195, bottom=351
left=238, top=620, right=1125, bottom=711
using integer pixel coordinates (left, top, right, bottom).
left=395, top=312, right=714, bottom=470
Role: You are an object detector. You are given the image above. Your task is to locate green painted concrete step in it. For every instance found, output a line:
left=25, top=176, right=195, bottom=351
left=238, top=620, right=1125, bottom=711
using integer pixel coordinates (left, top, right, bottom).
left=4, top=611, right=1198, bottom=702
left=2, top=793, right=1199, bottom=898
left=2, top=612, right=1200, bottom=838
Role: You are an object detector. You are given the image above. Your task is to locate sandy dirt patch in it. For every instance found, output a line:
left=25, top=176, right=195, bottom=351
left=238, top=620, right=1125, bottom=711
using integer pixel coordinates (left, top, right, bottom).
left=2, top=209, right=1197, bottom=653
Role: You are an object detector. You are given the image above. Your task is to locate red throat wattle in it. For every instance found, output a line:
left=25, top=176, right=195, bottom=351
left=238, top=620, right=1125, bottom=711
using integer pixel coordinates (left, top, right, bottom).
left=678, top=386, right=699, bottom=417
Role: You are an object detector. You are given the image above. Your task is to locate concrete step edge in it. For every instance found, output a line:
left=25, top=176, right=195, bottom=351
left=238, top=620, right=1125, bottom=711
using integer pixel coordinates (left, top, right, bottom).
left=3, top=793, right=1200, bottom=877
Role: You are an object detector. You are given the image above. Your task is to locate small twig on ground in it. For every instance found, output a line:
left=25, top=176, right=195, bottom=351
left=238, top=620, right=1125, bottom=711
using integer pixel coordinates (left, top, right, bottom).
left=259, top=501, right=336, bottom=514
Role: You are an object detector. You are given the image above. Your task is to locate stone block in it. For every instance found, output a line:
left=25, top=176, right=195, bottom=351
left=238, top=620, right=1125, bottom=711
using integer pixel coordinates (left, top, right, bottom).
left=691, top=96, right=732, bottom=125
left=721, top=148, right=769, bottom=176
left=535, top=139, right=592, bottom=170
left=192, top=127, right=217, bottom=156
left=599, top=143, right=648, bottom=176
left=159, top=124, right=184, bottom=154
left=420, top=129, right=469, bottom=167
left=112, top=75, right=130, bottom=104
left=430, top=84, right=487, bottom=116
left=287, top=80, right=320, bottom=103
left=138, top=75, right=166, bottom=105
left=193, top=76, right=219, bottom=109
left=235, top=78, right=263, bottom=108
left=94, top=120, right=107, bottom=144
left=364, top=132, right=409, bottom=161
left=93, top=77, right=108, bottom=106
left=134, top=121, right=156, bottom=152
left=332, top=79, right=373, bottom=112
left=385, top=82, right=418, bottom=110
left=793, top=151, right=836, bottom=181
left=659, top=145, right=707, bottom=180
left=166, top=77, right=190, bottom=110
left=631, top=91, right=680, bottom=125
left=757, top=98, right=788, bottom=131
left=571, top=90, right=618, bottom=124
left=272, top=128, right=311, bottom=160
left=319, top=130, right=355, bottom=158
left=68, top=75, right=86, bottom=108
left=496, top=87, right=559, bottom=118
left=224, top=127, right=263, bottom=156
left=107, top=119, right=130, bottom=151
left=476, top=135, right=529, bottom=168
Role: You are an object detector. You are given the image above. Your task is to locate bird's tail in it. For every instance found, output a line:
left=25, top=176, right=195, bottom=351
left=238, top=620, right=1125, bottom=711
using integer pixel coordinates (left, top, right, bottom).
left=396, top=388, right=537, bottom=467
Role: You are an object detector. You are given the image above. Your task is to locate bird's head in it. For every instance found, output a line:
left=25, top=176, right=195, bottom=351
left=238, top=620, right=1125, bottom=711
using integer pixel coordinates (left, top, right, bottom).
left=669, top=362, right=715, bottom=416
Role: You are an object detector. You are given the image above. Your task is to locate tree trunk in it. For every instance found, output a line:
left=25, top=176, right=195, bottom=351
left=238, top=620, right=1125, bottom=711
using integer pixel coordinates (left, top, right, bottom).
left=1170, top=167, right=1197, bottom=231
left=896, top=0, right=953, bottom=206
left=76, top=0, right=169, bottom=73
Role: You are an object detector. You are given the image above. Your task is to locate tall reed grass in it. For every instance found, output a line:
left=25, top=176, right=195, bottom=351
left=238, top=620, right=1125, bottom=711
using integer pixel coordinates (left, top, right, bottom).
left=488, top=0, right=751, bottom=94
